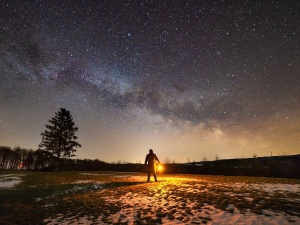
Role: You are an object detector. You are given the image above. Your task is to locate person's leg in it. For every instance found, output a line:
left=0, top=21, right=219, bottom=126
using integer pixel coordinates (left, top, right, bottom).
left=148, top=166, right=155, bottom=182
left=154, top=168, right=157, bottom=182
left=147, top=167, right=151, bottom=182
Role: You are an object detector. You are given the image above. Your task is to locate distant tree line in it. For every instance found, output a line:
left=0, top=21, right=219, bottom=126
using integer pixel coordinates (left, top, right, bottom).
left=1, top=145, right=299, bottom=179
left=0, top=146, right=44, bottom=170
left=177, top=155, right=300, bottom=179
left=0, top=146, right=107, bottom=171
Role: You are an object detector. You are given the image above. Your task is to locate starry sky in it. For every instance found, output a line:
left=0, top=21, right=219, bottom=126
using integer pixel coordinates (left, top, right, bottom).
left=0, top=0, right=299, bottom=163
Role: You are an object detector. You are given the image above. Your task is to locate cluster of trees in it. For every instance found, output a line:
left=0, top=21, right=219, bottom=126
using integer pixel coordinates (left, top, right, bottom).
left=0, top=146, right=49, bottom=170
left=0, top=146, right=106, bottom=171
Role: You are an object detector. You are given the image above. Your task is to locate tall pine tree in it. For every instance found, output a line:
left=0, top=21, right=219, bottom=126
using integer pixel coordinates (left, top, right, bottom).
left=39, top=108, right=81, bottom=171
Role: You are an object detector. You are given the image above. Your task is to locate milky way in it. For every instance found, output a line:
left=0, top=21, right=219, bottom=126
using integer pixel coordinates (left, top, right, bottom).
left=0, top=0, right=299, bottom=162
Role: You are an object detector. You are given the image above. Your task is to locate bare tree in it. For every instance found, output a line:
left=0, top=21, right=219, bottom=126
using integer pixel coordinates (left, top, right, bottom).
left=215, top=154, right=219, bottom=161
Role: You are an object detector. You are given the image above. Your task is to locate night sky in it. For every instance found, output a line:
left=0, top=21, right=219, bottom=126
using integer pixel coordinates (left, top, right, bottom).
left=1, top=0, right=299, bottom=163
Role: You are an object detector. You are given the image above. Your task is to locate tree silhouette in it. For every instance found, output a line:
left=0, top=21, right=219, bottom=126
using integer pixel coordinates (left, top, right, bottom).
left=39, top=108, right=81, bottom=171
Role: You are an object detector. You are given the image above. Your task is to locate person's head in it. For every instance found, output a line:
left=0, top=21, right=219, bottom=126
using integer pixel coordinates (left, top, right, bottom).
left=149, top=149, right=153, bottom=153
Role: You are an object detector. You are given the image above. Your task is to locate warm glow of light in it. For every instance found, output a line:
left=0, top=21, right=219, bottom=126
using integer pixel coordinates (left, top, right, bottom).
left=157, top=164, right=163, bottom=172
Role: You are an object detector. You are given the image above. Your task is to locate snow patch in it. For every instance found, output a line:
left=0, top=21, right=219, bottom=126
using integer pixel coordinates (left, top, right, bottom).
left=0, top=174, right=23, bottom=189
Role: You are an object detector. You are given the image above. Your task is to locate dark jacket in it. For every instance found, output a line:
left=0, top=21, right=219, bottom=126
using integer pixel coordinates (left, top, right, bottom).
left=145, top=152, right=159, bottom=167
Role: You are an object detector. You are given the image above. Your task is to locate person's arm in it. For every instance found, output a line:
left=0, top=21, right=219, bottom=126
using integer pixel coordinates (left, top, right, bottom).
left=144, top=155, right=148, bottom=165
left=155, top=155, right=160, bottom=163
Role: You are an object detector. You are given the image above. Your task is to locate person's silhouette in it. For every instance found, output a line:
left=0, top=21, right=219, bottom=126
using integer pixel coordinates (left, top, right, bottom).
left=144, top=149, right=160, bottom=182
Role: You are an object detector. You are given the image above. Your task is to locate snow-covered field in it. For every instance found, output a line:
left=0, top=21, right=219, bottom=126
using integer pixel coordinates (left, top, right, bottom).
left=1, top=172, right=299, bottom=224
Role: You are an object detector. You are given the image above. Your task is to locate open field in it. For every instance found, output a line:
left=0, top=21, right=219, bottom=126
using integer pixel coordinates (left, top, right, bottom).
left=0, top=171, right=300, bottom=224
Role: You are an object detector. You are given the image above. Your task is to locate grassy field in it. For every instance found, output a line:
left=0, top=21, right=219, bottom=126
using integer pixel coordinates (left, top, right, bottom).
left=0, top=171, right=300, bottom=224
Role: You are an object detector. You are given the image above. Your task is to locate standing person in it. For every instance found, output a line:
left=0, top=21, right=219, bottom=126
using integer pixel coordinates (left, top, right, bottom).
left=144, top=149, right=160, bottom=182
